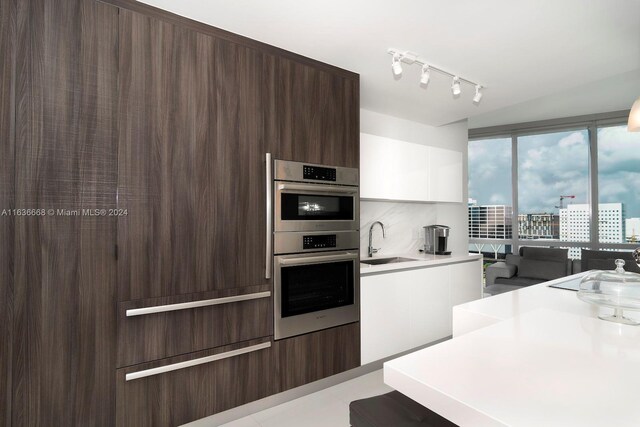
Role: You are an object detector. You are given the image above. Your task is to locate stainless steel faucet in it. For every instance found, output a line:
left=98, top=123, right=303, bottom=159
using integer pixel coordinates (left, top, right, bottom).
left=368, top=221, right=386, bottom=257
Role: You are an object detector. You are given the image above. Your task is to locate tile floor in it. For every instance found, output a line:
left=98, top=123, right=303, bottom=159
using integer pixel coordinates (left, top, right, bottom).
left=218, top=370, right=392, bottom=427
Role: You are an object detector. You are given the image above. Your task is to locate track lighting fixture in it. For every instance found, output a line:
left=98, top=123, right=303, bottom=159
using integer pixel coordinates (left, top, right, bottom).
left=451, top=77, right=461, bottom=96
left=387, top=48, right=484, bottom=103
left=473, top=85, right=483, bottom=104
left=420, top=65, right=430, bottom=85
left=391, top=54, right=403, bottom=76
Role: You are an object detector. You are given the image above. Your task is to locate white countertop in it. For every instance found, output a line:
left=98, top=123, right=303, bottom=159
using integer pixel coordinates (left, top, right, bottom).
left=384, top=273, right=640, bottom=427
left=360, top=252, right=482, bottom=276
left=453, top=273, right=640, bottom=336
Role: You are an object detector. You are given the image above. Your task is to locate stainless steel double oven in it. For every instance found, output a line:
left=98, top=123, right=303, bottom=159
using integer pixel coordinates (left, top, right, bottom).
left=266, top=155, right=359, bottom=340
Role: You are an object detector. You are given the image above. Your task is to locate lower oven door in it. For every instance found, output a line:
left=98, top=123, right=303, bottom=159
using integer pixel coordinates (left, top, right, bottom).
left=274, top=251, right=359, bottom=340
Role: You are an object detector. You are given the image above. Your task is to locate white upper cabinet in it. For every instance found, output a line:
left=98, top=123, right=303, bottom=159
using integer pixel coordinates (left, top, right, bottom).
left=360, top=133, right=462, bottom=203
left=428, top=146, right=463, bottom=203
left=360, top=133, right=430, bottom=201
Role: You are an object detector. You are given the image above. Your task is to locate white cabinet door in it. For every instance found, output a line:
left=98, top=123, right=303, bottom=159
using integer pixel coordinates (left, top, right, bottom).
left=450, top=259, right=483, bottom=307
left=360, top=133, right=429, bottom=201
left=360, top=271, right=413, bottom=364
left=360, top=133, right=462, bottom=203
left=428, top=147, right=463, bottom=203
left=361, top=260, right=482, bottom=364
left=409, top=265, right=451, bottom=348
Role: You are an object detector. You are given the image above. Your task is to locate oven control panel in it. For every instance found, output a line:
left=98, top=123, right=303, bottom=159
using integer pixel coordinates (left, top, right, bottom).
left=303, top=165, right=336, bottom=182
left=303, top=234, right=337, bottom=250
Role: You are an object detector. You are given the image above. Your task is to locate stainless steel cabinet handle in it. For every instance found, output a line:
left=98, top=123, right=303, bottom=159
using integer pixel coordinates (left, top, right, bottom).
left=266, top=153, right=273, bottom=279
left=279, top=252, right=359, bottom=266
left=277, top=182, right=358, bottom=194
left=125, top=341, right=271, bottom=381
left=125, top=291, right=271, bottom=317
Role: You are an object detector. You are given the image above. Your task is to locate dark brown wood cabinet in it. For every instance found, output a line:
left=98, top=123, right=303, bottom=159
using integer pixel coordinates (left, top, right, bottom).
left=275, top=323, right=361, bottom=392
left=117, top=9, right=271, bottom=301
left=116, top=338, right=275, bottom=427
left=117, top=285, right=272, bottom=367
left=10, top=0, right=119, bottom=425
left=267, top=57, right=360, bottom=168
left=0, top=1, right=16, bottom=426
left=2, top=1, right=360, bottom=425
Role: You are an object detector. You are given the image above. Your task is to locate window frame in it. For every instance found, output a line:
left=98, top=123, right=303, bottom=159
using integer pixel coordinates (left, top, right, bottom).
left=468, top=109, right=636, bottom=257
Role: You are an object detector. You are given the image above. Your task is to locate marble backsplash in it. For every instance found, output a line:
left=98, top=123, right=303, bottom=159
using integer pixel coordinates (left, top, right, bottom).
left=360, top=201, right=438, bottom=258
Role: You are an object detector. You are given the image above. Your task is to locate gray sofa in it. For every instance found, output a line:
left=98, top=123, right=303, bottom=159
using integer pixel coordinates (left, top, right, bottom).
left=580, top=249, right=640, bottom=273
left=485, top=247, right=640, bottom=296
left=485, top=247, right=575, bottom=296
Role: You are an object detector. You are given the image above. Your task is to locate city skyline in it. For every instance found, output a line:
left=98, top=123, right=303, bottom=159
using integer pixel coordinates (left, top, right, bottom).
left=468, top=199, right=640, bottom=243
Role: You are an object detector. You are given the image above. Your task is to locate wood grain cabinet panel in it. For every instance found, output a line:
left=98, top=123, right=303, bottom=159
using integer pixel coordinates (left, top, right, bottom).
left=117, top=9, right=270, bottom=301
left=116, top=338, right=275, bottom=427
left=274, top=322, right=360, bottom=392
left=266, top=58, right=359, bottom=168
left=0, top=1, right=16, bottom=426
left=117, top=285, right=272, bottom=367
left=12, top=0, right=119, bottom=425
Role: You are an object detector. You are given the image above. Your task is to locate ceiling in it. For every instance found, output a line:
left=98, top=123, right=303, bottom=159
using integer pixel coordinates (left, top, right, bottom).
left=140, top=0, right=640, bottom=127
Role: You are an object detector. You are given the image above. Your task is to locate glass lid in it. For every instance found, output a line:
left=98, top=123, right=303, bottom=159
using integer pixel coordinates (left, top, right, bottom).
left=577, top=259, right=640, bottom=325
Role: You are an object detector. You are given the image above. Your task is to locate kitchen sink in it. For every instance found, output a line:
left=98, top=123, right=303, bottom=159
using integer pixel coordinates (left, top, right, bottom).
left=361, top=257, right=419, bottom=265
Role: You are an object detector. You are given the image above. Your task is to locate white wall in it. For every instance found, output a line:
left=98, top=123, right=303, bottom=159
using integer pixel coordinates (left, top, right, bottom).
left=468, top=69, right=640, bottom=129
left=360, top=109, right=469, bottom=257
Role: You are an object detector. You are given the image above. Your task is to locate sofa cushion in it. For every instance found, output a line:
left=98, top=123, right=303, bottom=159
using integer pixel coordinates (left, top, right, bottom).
left=494, top=277, right=545, bottom=287
left=520, top=246, right=568, bottom=262
left=581, top=249, right=640, bottom=273
left=518, top=258, right=567, bottom=281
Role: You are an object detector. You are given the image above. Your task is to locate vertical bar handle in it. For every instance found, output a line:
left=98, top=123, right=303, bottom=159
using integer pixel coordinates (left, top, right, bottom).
left=265, top=153, right=273, bottom=279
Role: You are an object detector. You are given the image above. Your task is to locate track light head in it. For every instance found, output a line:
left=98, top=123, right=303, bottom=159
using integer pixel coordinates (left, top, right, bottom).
left=451, top=76, right=461, bottom=96
left=420, top=65, right=430, bottom=85
left=473, top=85, right=483, bottom=103
left=391, top=54, right=403, bottom=76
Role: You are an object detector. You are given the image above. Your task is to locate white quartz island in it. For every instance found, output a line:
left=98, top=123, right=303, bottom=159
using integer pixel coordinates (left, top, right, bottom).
left=384, top=274, right=640, bottom=427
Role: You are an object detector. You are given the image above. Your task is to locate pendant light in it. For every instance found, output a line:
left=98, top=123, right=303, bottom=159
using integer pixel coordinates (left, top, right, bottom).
left=629, top=96, right=640, bottom=132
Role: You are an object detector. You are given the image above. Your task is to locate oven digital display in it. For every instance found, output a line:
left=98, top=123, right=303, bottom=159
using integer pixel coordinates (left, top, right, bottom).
left=281, top=194, right=354, bottom=221
left=303, top=165, right=336, bottom=181
left=303, top=235, right=337, bottom=250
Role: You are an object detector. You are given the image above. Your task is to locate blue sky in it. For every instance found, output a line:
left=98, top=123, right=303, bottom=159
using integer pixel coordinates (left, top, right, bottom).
left=469, top=125, right=640, bottom=218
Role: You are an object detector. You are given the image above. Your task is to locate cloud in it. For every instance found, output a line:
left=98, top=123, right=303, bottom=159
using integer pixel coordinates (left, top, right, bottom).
left=469, top=127, right=640, bottom=219
left=558, top=131, right=586, bottom=147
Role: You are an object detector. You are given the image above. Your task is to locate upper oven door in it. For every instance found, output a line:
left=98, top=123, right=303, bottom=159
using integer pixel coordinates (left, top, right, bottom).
left=274, top=182, right=359, bottom=232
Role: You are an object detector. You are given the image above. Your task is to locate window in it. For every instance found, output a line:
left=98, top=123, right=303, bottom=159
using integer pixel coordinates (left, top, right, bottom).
left=468, top=138, right=512, bottom=240
left=517, top=130, right=590, bottom=247
left=469, top=113, right=640, bottom=261
left=468, top=138, right=512, bottom=259
left=597, top=125, right=640, bottom=244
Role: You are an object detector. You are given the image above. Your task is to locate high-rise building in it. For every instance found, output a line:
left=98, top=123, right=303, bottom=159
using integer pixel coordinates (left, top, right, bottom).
left=518, top=213, right=559, bottom=239
left=626, top=218, right=640, bottom=243
left=560, top=203, right=625, bottom=257
left=468, top=203, right=513, bottom=239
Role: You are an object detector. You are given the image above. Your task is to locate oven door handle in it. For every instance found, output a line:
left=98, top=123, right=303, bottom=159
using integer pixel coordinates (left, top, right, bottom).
left=276, top=182, right=358, bottom=194
left=278, top=252, right=359, bottom=266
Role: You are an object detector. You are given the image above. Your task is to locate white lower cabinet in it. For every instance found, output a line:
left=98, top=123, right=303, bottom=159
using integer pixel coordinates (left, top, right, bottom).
left=361, top=260, right=482, bottom=364
left=360, top=271, right=413, bottom=363
left=450, top=259, right=483, bottom=307
left=408, top=266, right=450, bottom=350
